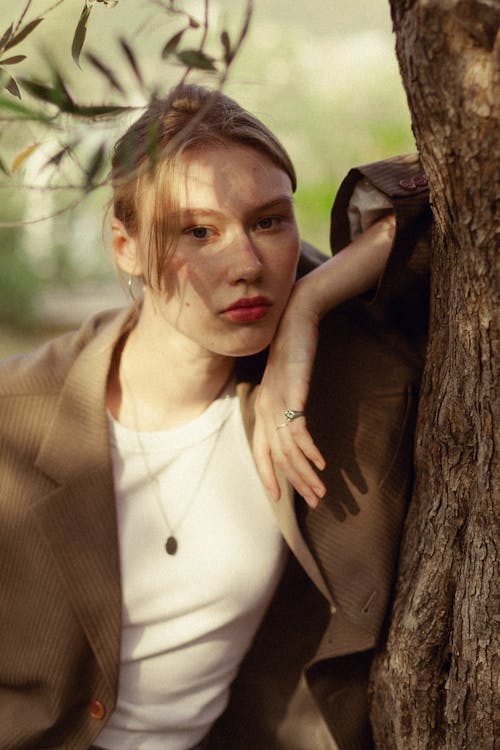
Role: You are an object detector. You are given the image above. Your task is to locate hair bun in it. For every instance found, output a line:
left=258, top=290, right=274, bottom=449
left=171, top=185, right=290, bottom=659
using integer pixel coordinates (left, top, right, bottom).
left=171, top=96, right=201, bottom=113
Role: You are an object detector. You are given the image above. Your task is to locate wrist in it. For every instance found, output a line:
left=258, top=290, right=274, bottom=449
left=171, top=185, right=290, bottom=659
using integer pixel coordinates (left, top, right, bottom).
left=285, top=277, right=323, bottom=325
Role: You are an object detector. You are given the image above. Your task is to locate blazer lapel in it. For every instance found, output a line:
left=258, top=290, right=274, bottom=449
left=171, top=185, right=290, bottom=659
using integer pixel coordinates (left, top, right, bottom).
left=33, top=307, right=134, bottom=691
left=237, top=382, right=334, bottom=606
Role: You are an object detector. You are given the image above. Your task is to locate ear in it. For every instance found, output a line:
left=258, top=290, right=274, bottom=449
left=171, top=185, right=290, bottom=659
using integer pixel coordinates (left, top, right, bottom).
left=111, top=217, right=143, bottom=276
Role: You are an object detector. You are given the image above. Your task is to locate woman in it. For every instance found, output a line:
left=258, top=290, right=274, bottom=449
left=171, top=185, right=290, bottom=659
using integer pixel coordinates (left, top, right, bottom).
left=0, top=85, right=430, bottom=749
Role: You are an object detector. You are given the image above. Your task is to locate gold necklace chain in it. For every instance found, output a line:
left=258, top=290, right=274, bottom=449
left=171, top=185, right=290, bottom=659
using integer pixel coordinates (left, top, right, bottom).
left=135, top=418, right=228, bottom=555
left=123, top=373, right=232, bottom=556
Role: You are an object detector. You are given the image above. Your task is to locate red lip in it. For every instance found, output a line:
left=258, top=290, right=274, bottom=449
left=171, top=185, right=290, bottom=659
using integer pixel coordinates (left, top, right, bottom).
left=222, top=296, right=272, bottom=323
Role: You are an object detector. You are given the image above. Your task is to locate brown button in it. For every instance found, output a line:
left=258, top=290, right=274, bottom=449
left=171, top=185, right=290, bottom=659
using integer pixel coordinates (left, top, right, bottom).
left=413, top=173, right=428, bottom=187
left=399, top=178, right=417, bottom=190
left=87, top=699, right=106, bottom=720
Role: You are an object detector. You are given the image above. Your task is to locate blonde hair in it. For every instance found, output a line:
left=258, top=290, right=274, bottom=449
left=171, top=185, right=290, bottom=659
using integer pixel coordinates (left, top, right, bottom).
left=111, top=84, right=296, bottom=288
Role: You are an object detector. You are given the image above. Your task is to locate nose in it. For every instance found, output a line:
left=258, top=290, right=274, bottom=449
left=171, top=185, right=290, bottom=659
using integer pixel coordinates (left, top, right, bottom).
left=227, top=231, right=263, bottom=284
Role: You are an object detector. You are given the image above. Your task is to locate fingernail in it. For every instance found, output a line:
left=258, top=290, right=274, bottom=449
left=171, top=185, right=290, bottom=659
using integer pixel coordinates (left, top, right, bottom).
left=306, top=495, right=319, bottom=509
left=314, top=486, right=326, bottom=498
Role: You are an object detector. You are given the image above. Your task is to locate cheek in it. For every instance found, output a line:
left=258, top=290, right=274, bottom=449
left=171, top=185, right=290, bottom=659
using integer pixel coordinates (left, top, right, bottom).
left=273, top=240, right=300, bottom=284
left=162, top=256, right=219, bottom=311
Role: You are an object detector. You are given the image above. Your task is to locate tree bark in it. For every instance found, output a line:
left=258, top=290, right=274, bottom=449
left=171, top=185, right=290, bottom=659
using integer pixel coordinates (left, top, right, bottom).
left=370, top=2, right=499, bottom=748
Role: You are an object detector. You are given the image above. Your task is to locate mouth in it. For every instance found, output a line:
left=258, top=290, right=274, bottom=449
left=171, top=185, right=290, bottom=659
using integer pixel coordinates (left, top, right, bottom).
left=222, top=296, right=272, bottom=323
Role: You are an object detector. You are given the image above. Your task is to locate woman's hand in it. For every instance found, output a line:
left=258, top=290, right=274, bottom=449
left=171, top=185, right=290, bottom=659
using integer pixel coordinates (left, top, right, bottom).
left=252, top=213, right=396, bottom=508
left=253, top=282, right=326, bottom=508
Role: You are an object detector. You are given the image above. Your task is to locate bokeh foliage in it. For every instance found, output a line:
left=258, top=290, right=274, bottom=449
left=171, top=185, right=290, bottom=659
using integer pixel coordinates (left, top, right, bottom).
left=0, top=0, right=415, bottom=342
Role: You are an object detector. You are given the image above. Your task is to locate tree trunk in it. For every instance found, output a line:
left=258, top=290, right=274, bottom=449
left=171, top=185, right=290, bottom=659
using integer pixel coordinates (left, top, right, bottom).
left=370, top=2, right=499, bottom=748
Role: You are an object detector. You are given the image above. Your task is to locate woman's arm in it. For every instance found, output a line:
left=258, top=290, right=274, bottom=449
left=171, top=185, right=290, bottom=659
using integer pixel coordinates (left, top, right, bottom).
left=253, top=213, right=395, bottom=507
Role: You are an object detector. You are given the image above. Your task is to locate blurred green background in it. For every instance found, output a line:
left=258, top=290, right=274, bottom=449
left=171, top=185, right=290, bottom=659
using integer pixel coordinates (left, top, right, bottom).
left=0, top=0, right=414, bottom=356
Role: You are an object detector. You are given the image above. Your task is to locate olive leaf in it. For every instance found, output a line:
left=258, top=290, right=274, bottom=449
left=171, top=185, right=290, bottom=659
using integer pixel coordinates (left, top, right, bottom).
left=0, top=68, right=21, bottom=98
left=220, top=30, right=232, bottom=64
left=70, top=102, right=131, bottom=118
left=85, top=52, right=124, bottom=93
left=161, top=28, right=187, bottom=59
left=19, top=70, right=75, bottom=111
left=42, top=142, right=77, bottom=170
left=53, top=70, right=74, bottom=106
left=84, top=143, right=106, bottom=190
left=0, top=55, right=26, bottom=66
left=74, top=0, right=120, bottom=67
left=11, top=142, right=39, bottom=172
left=0, top=94, right=51, bottom=121
left=72, top=4, right=92, bottom=68
left=0, top=153, right=10, bottom=176
left=0, top=24, right=14, bottom=53
left=119, top=38, right=144, bottom=88
left=20, top=74, right=129, bottom=116
left=6, top=77, right=21, bottom=98
left=176, top=49, right=216, bottom=71
left=5, top=18, right=44, bottom=51
left=20, top=77, right=73, bottom=110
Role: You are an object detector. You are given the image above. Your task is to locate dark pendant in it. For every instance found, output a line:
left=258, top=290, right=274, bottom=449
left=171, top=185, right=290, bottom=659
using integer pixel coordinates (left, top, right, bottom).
left=165, top=536, right=178, bottom=555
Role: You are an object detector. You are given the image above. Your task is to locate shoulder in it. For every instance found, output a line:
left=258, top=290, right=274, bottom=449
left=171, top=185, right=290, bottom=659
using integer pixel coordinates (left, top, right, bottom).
left=0, top=308, right=126, bottom=399
left=0, top=307, right=130, bottom=486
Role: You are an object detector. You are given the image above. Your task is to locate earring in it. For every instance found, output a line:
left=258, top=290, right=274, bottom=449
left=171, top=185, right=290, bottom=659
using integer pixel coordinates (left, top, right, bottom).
left=126, top=273, right=143, bottom=303
left=127, top=275, right=136, bottom=302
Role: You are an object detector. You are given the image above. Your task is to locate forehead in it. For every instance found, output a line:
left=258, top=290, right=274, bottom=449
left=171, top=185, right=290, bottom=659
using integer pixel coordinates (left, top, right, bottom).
left=176, top=143, right=293, bottom=212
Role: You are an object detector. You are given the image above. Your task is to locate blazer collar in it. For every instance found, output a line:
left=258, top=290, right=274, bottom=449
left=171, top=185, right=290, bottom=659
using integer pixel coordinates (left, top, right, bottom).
left=33, top=306, right=135, bottom=690
left=35, top=307, right=135, bottom=484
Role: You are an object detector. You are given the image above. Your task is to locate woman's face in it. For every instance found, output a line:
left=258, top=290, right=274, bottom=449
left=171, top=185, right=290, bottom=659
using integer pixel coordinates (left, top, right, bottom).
left=118, top=143, right=300, bottom=359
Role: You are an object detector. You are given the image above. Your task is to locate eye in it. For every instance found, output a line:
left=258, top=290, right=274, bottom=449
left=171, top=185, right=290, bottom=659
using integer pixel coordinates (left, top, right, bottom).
left=255, top=216, right=279, bottom=230
left=185, top=226, right=214, bottom=240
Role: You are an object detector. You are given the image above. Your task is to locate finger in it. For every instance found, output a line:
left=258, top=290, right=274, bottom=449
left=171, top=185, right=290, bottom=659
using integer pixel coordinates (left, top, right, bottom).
left=275, top=441, right=326, bottom=502
left=253, top=442, right=281, bottom=501
left=288, top=426, right=326, bottom=470
left=278, top=417, right=326, bottom=470
left=279, top=463, right=324, bottom=508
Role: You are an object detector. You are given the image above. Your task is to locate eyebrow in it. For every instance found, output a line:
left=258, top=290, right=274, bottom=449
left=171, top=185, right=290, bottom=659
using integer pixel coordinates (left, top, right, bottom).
left=173, top=195, right=295, bottom=219
left=252, top=196, right=295, bottom=212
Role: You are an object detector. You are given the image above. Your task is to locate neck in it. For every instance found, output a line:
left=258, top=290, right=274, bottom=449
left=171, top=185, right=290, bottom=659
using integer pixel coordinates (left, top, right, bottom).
left=107, top=304, right=234, bottom=431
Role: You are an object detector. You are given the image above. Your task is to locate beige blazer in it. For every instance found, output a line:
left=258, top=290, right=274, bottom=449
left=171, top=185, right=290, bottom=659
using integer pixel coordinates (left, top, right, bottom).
left=0, top=155, right=431, bottom=750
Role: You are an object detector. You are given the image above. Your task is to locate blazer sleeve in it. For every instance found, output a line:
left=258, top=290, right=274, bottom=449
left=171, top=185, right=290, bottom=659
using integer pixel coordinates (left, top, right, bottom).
left=331, top=153, right=433, bottom=355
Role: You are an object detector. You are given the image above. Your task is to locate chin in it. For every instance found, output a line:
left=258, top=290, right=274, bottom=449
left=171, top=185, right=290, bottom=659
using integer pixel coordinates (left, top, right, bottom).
left=218, top=328, right=275, bottom=359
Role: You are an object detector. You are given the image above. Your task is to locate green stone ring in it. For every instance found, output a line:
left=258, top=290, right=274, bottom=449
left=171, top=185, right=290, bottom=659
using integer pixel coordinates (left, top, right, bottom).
left=284, top=409, right=305, bottom=422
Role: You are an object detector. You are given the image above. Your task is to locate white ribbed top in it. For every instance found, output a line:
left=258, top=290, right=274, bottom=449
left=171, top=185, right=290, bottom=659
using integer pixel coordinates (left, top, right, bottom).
left=97, top=386, right=287, bottom=749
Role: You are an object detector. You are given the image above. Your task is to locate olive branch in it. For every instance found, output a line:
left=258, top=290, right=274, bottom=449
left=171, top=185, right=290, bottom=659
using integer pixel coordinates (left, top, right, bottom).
left=0, top=0, right=253, bottom=226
